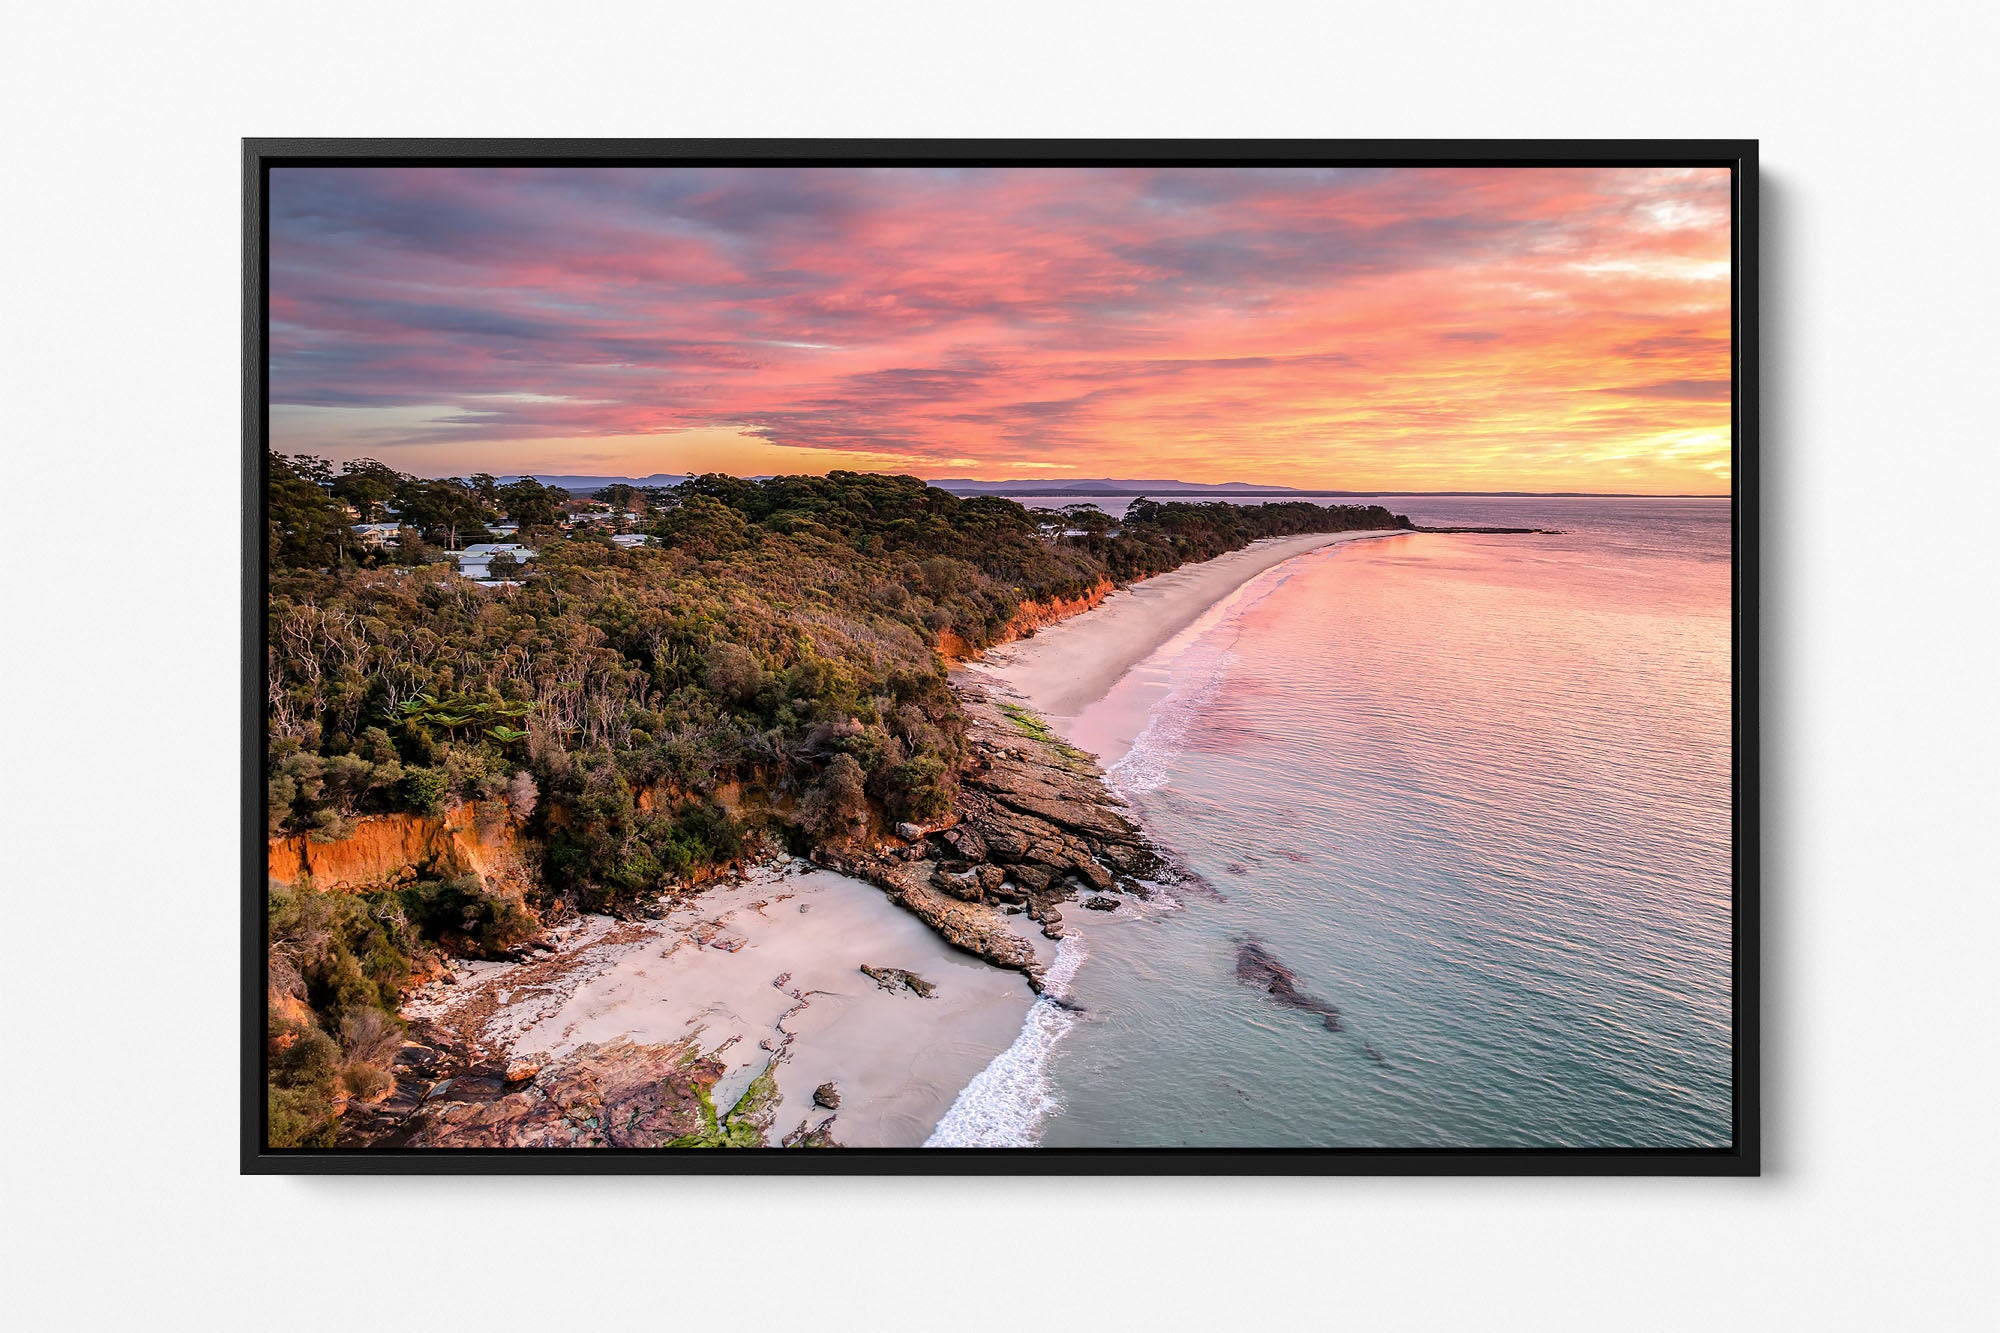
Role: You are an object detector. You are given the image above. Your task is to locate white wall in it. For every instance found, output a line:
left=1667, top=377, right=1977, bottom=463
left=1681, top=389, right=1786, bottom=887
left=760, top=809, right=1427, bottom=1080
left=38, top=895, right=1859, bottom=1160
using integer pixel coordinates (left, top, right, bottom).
left=6, top=2, right=1994, bottom=1329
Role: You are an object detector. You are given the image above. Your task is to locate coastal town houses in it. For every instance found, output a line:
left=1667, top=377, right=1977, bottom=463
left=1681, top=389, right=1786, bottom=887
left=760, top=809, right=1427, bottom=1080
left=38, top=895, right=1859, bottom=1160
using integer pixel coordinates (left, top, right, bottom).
left=455, top=541, right=536, bottom=583
left=563, top=507, right=645, bottom=531
left=351, top=521, right=402, bottom=548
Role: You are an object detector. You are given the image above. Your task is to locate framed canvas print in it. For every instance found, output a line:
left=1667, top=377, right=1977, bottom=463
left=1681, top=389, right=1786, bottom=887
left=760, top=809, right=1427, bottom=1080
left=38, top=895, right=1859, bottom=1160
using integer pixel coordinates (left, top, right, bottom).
left=244, top=139, right=1757, bottom=1174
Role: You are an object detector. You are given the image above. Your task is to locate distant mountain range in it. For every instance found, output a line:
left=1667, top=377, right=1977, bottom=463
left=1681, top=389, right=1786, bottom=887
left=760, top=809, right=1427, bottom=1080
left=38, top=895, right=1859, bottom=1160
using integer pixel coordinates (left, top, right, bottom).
left=926, top=478, right=1306, bottom=496
left=498, top=473, right=1317, bottom=497
left=496, top=473, right=690, bottom=491
left=491, top=472, right=1719, bottom=500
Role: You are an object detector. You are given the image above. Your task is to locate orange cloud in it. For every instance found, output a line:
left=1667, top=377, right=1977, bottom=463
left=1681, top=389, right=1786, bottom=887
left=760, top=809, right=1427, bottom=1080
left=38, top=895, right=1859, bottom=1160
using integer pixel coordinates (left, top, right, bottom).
left=269, top=165, right=1732, bottom=492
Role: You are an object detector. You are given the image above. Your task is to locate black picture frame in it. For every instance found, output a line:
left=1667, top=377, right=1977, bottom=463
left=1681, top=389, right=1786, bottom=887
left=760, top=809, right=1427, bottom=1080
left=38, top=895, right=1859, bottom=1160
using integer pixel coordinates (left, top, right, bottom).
left=243, top=138, right=1759, bottom=1176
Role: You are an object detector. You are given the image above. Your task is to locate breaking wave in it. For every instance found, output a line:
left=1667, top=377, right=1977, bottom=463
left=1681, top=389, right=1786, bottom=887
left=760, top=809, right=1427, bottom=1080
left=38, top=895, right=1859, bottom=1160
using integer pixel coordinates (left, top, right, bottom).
left=923, top=935, right=1088, bottom=1147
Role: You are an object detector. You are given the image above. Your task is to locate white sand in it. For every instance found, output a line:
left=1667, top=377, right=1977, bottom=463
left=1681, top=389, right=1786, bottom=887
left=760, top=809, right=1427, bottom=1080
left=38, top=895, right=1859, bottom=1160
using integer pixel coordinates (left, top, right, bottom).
left=971, top=530, right=1406, bottom=721
left=405, top=864, right=1042, bottom=1148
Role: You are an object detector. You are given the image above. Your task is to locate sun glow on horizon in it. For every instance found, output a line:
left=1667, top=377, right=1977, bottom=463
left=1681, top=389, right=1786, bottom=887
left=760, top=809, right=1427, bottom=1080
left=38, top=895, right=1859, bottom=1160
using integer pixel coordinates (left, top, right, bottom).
left=269, top=165, right=1733, bottom=492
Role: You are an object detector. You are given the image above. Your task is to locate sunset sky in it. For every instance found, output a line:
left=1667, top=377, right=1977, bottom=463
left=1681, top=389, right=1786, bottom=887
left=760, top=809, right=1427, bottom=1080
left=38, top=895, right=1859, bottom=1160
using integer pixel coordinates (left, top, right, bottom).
left=268, top=165, right=1732, bottom=493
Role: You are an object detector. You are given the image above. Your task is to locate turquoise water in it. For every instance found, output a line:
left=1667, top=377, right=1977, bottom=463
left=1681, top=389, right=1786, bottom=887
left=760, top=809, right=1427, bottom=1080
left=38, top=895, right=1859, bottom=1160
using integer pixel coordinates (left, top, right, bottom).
left=937, top=497, right=1734, bottom=1149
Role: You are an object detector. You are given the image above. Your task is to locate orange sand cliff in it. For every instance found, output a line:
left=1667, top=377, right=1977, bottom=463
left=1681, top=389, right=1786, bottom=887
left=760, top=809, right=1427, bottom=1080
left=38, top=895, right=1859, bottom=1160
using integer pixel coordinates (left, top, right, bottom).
left=267, top=805, right=534, bottom=893
left=938, top=579, right=1115, bottom=663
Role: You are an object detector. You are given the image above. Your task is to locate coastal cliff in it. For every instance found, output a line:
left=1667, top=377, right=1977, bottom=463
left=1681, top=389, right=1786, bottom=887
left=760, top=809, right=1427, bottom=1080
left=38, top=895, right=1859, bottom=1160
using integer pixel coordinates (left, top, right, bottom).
left=268, top=806, right=536, bottom=894
left=937, top=578, right=1115, bottom=662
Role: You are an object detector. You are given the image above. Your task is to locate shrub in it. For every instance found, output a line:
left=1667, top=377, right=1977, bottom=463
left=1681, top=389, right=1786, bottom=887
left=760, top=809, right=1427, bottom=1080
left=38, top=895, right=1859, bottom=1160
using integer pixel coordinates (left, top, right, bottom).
left=338, top=1060, right=395, bottom=1103
left=268, top=1084, right=339, bottom=1149
left=703, top=643, right=763, bottom=705
left=400, top=766, right=450, bottom=814
left=800, top=754, right=869, bottom=841
left=340, top=1007, right=403, bottom=1066
left=887, top=751, right=953, bottom=822
left=401, top=874, right=539, bottom=957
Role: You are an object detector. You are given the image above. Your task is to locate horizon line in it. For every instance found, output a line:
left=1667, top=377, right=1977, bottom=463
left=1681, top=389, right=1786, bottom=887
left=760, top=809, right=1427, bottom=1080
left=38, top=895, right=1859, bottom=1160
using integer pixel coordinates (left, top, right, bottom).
left=459, top=468, right=1730, bottom=500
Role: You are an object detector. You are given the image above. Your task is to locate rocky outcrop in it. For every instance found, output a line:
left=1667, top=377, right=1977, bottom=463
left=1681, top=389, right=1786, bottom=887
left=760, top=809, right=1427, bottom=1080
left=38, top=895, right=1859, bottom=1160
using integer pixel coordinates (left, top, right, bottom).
left=268, top=805, right=536, bottom=895
left=817, top=680, right=1164, bottom=984
left=405, top=1037, right=726, bottom=1148
left=859, top=965, right=937, bottom=997
left=949, top=684, right=1159, bottom=890
left=867, top=855, right=1043, bottom=978
left=1234, top=938, right=1343, bottom=1033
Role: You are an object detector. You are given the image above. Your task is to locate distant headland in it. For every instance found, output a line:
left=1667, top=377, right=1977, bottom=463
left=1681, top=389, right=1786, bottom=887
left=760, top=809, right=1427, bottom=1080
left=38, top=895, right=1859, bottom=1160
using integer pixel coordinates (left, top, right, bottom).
left=485, top=471, right=1724, bottom=500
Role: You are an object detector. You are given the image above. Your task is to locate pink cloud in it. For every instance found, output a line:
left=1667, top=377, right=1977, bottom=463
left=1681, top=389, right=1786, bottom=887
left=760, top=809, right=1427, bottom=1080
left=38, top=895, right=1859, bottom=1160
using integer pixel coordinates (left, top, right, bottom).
left=268, top=165, right=1733, bottom=490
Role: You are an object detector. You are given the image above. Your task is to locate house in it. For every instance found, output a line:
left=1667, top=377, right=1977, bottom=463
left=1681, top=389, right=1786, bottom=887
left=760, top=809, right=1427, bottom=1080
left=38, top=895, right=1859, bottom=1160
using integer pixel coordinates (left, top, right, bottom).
left=455, top=542, right=537, bottom=581
left=610, top=533, right=651, bottom=549
left=351, top=522, right=402, bottom=548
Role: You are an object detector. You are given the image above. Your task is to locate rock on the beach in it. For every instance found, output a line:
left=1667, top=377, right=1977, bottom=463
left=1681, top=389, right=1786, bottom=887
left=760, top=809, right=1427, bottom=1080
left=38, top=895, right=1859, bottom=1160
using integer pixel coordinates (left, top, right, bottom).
left=1082, top=895, right=1120, bottom=911
left=988, top=877, right=1028, bottom=903
left=860, top=964, right=938, bottom=998
left=781, top=1115, right=843, bottom=1148
left=1010, top=864, right=1054, bottom=893
left=503, top=1059, right=541, bottom=1084
left=933, top=859, right=985, bottom=901
left=864, top=856, right=1040, bottom=976
left=895, top=822, right=927, bottom=842
left=809, top=681, right=1168, bottom=996
left=943, top=825, right=989, bottom=862
left=814, top=1081, right=842, bottom=1110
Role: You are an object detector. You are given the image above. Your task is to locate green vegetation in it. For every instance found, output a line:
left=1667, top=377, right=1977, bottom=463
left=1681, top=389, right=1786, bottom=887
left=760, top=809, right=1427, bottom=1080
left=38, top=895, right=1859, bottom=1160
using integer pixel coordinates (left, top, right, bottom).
left=264, top=874, right=539, bottom=1147
left=265, top=455, right=1409, bottom=1141
left=997, top=700, right=1097, bottom=772
left=665, top=1061, right=782, bottom=1148
left=997, top=700, right=1063, bottom=745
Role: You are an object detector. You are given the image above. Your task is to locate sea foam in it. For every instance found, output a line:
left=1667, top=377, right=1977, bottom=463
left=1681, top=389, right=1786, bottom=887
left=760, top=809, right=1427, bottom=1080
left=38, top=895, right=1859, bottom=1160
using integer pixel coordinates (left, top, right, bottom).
left=924, top=935, right=1088, bottom=1147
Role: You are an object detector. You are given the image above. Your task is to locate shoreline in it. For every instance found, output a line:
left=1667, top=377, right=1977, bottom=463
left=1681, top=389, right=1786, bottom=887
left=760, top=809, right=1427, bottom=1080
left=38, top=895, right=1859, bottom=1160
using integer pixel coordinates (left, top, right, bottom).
left=385, top=863, right=1045, bottom=1148
left=968, top=528, right=1410, bottom=723
left=921, top=528, right=1414, bottom=1145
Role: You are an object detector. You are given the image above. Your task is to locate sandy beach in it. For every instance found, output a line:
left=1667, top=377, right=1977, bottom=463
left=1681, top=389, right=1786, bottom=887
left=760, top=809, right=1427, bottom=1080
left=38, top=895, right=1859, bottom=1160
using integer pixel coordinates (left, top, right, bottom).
left=404, top=863, right=1047, bottom=1147
left=970, top=529, right=1406, bottom=721
left=395, top=531, right=1403, bottom=1149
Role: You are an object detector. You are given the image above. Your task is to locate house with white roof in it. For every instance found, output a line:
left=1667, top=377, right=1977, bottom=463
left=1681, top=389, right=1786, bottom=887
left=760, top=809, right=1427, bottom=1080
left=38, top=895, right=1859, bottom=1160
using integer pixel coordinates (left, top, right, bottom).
left=455, top=542, right=536, bottom=582
left=610, top=533, right=651, bottom=549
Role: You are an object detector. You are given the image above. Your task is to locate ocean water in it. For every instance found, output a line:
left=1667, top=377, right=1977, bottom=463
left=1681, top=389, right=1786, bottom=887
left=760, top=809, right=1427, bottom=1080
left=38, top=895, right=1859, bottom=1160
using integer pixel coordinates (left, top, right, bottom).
left=936, top=497, right=1735, bottom=1149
